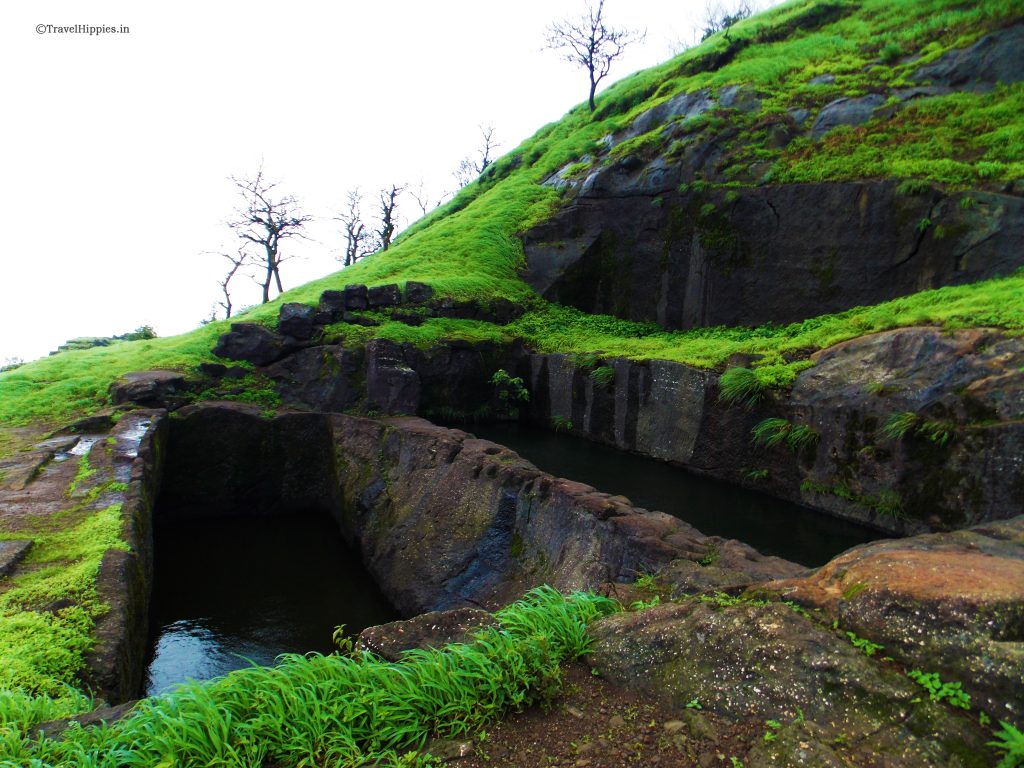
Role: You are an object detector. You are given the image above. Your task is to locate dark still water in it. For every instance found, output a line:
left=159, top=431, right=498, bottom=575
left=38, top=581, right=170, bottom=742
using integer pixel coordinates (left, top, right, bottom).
left=463, top=422, right=882, bottom=567
left=145, top=515, right=397, bottom=696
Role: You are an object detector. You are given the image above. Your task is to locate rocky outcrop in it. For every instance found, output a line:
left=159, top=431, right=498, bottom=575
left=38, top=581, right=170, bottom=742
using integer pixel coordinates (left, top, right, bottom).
left=586, top=600, right=989, bottom=766
left=522, top=24, right=1024, bottom=331
left=355, top=608, right=499, bottom=662
left=581, top=515, right=1024, bottom=766
left=523, top=182, right=1024, bottom=330
left=524, top=326, right=1024, bottom=534
left=331, top=414, right=801, bottom=616
left=213, top=322, right=298, bottom=366
left=761, top=516, right=1024, bottom=725
left=109, top=370, right=187, bottom=408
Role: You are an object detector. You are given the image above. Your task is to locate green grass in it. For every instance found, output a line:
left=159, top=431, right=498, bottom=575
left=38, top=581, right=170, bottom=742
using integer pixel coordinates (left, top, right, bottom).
left=0, top=587, right=618, bottom=768
left=0, top=502, right=127, bottom=699
left=751, top=418, right=820, bottom=452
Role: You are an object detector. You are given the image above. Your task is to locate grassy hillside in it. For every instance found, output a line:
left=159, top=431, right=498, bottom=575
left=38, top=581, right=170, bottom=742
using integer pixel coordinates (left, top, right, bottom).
left=2, top=0, right=1022, bottom=434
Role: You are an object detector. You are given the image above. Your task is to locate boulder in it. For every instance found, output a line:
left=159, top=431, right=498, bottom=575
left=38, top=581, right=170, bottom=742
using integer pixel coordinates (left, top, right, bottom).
left=212, top=323, right=294, bottom=366
left=762, top=516, right=1024, bottom=724
left=368, top=283, right=402, bottom=309
left=318, top=289, right=346, bottom=320
left=810, top=93, right=886, bottom=138
left=343, top=284, right=369, bottom=311
left=277, top=302, right=316, bottom=340
left=356, top=608, right=499, bottom=662
left=587, top=600, right=988, bottom=766
left=912, top=24, right=1024, bottom=92
left=0, top=540, right=32, bottom=579
left=109, top=370, right=187, bottom=406
left=404, top=281, right=434, bottom=303
left=265, top=346, right=363, bottom=413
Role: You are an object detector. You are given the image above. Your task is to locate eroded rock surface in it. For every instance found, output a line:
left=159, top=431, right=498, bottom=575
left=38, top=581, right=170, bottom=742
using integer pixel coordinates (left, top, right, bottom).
left=586, top=600, right=988, bottom=766
left=762, top=516, right=1024, bottom=724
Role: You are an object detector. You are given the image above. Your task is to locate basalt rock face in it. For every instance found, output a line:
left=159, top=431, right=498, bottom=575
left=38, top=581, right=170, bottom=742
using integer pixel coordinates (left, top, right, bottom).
left=330, top=415, right=802, bottom=616
left=523, top=327, right=1024, bottom=534
left=522, top=23, right=1024, bottom=331
left=523, top=181, right=1024, bottom=330
left=158, top=403, right=342, bottom=521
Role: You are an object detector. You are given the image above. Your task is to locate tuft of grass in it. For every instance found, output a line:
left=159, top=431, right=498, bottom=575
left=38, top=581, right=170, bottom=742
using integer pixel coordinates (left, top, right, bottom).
left=881, top=411, right=921, bottom=441
left=0, top=588, right=618, bottom=768
left=719, top=367, right=769, bottom=408
left=590, top=365, right=616, bottom=389
left=751, top=418, right=820, bottom=452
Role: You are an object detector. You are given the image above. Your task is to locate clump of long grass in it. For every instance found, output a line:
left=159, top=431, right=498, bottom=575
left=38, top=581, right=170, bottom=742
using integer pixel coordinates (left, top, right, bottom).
left=718, top=367, right=769, bottom=408
left=0, top=587, right=618, bottom=768
left=751, top=417, right=820, bottom=452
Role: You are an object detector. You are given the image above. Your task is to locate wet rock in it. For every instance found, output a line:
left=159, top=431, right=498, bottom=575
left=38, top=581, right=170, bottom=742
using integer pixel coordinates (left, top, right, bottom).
left=405, top=281, right=434, bottom=303
left=356, top=608, right=499, bottom=662
left=277, top=302, right=316, bottom=340
left=344, top=284, right=369, bottom=311
left=810, top=94, right=886, bottom=138
left=213, top=322, right=295, bottom=366
left=718, top=84, right=762, bottom=112
left=586, top=600, right=988, bottom=765
left=34, top=701, right=137, bottom=740
left=0, top=540, right=32, bottom=579
left=762, top=516, right=1024, bottom=724
left=657, top=558, right=753, bottom=597
left=744, top=721, right=853, bottom=767
left=366, top=339, right=420, bottom=415
left=912, top=24, right=1024, bottom=92
left=198, top=362, right=227, bottom=378
left=319, top=289, right=347, bottom=320
left=109, top=370, right=187, bottom=407
left=265, top=346, right=363, bottom=412
left=368, top=283, right=402, bottom=309
left=423, top=737, right=475, bottom=762
left=629, top=89, right=714, bottom=136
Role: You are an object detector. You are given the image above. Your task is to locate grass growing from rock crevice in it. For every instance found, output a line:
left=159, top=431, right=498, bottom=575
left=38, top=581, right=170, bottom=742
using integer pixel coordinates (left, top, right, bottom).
left=0, top=587, right=618, bottom=768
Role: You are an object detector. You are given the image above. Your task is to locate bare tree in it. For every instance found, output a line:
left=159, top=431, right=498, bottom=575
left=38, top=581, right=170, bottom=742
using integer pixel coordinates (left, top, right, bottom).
left=545, top=0, right=645, bottom=112
left=377, top=184, right=406, bottom=251
left=454, top=124, right=500, bottom=188
left=699, top=0, right=755, bottom=42
left=228, top=167, right=312, bottom=304
left=214, top=247, right=251, bottom=319
left=335, top=188, right=375, bottom=266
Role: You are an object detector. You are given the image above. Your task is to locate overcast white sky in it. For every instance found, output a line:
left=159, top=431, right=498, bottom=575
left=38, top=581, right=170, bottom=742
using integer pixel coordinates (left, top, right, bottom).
left=1, top=0, right=768, bottom=364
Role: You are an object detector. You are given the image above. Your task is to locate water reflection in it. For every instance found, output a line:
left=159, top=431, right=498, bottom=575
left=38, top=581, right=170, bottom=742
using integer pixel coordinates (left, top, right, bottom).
left=463, top=422, right=882, bottom=566
left=145, top=515, right=396, bottom=696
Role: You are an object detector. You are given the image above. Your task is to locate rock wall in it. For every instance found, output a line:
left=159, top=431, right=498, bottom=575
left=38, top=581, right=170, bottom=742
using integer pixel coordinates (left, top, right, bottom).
left=329, top=414, right=801, bottom=616
left=523, top=182, right=1024, bottom=330
left=522, top=327, right=1024, bottom=535
left=83, top=410, right=167, bottom=703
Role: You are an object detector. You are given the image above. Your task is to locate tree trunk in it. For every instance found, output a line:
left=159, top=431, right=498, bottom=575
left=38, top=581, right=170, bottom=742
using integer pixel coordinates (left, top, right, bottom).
left=589, top=72, right=597, bottom=112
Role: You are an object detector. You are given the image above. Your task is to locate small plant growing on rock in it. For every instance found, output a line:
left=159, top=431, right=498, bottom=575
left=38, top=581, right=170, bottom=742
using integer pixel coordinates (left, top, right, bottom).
left=845, top=631, right=884, bottom=657
left=907, top=670, right=971, bottom=710
left=590, top=365, right=615, bottom=389
left=881, top=411, right=920, bottom=441
left=552, top=415, right=574, bottom=433
left=751, top=418, right=820, bottom=452
left=491, top=369, right=529, bottom=419
left=881, top=411, right=957, bottom=446
left=718, top=367, right=768, bottom=408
